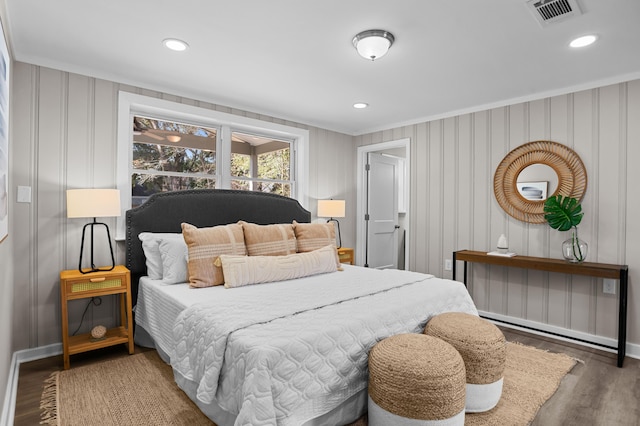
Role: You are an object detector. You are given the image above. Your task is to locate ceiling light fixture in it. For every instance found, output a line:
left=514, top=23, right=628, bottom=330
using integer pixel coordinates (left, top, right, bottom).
left=353, top=102, right=369, bottom=109
left=352, top=30, right=395, bottom=61
left=569, top=34, right=597, bottom=48
left=166, top=135, right=182, bottom=143
left=163, top=38, right=189, bottom=52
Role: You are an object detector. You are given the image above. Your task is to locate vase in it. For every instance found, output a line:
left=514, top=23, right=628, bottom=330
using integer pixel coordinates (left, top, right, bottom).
left=562, top=228, right=588, bottom=263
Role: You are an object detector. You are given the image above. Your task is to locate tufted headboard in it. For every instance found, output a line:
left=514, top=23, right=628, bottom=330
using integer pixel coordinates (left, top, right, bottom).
left=125, top=189, right=311, bottom=303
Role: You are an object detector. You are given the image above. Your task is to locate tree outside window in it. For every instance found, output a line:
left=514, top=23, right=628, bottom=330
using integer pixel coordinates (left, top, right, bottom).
left=131, top=117, right=294, bottom=206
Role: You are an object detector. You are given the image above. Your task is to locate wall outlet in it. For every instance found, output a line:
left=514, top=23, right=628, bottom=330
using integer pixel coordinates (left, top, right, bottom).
left=444, top=259, right=452, bottom=271
left=603, top=279, right=616, bottom=295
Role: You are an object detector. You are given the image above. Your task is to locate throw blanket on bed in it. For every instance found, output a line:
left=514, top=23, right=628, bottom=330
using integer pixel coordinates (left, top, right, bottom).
left=171, top=267, right=478, bottom=426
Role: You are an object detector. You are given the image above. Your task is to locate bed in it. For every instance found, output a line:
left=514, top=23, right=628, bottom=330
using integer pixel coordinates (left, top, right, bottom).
left=126, top=189, right=478, bottom=426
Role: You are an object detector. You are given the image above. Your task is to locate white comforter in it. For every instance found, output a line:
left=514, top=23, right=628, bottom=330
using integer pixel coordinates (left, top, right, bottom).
left=168, top=266, right=478, bottom=426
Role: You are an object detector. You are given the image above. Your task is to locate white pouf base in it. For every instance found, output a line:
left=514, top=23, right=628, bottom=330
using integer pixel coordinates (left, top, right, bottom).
left=465, top=377, right=504, bottom=413
left=368, top=396, right=465, bottom=426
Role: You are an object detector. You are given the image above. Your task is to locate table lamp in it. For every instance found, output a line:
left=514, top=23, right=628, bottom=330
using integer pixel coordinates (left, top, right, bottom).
left=317, top=199, right=345, bottom=248
left=66, top=189, right=121, bottom=274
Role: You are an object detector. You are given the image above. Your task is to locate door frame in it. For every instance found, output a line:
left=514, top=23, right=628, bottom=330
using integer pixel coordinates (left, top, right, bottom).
left=356, top=138, right=410, bottom=269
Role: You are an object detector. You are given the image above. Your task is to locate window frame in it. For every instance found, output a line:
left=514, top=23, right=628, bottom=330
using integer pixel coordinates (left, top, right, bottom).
left=116, top=92, right=309, bottom=239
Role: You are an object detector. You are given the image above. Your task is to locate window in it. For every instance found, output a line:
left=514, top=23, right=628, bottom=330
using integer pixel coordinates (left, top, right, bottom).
left=117, top=92, right=309, bottom=239
left=230, top=131, right=292, bottom=197
left=131, top=116, right=218, bottom=207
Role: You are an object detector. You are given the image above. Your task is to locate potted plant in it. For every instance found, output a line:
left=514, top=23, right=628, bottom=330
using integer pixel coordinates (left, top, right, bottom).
left=543, top=195, right=587, bottom=262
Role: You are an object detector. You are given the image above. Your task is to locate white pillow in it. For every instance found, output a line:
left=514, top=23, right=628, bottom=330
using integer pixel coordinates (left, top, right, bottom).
left=138, top=232, right=184, bottom=280
left=158, top=238, right=189, bottom=284
left=220, top=244, right=339, bottom=288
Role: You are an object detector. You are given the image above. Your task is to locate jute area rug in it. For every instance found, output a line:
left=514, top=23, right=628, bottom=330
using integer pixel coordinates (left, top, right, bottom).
left=41, top=342, right=576, bottom=425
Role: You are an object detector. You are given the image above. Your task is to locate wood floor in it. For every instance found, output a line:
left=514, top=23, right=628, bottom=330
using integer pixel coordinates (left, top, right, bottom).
left=11, top=328, right=640, bottom=426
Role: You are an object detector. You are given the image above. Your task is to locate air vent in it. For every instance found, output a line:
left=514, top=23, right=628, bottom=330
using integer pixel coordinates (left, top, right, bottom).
left=526, top=0, right=582, bottom=27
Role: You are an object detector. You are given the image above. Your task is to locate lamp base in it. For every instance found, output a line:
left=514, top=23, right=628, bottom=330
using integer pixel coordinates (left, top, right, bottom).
left=327, top=218, right=342, bottom=249
left=80, top=265, right=116, bottom=274
left=78, top=219, right=116, bottom=274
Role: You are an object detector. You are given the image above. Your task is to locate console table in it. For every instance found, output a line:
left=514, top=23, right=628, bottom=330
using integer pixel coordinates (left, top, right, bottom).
left=453, top=250, right=629, bottom=367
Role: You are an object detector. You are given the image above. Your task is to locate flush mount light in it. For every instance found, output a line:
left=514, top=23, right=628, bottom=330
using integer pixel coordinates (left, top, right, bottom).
left=166, top=135, right=182, bottom=143
left=163, top=38, right=189, bottom=51
left=353, top=102, right=369, bottom=109
left=569, top=34, right=597, bottom=48
left=352, top=30, right=395, bottom=61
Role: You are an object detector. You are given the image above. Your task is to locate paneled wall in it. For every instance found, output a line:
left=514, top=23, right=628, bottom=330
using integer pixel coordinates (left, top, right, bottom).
left=10, top=62, right=355, bottom=351
left=355, top=80, right=640, bottom=346
left=355, top=81, right=640, bottom=344
left=0, top=3, right=11, bottom=411
left=8, top=60, right=640, bottom=353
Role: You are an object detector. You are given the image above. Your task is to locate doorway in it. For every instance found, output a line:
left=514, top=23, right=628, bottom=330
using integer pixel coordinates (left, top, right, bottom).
left=356, top=138, right=410, bottom=269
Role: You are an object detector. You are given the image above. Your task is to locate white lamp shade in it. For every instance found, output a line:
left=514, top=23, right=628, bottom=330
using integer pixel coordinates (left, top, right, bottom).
left=317, top=199, right=345, bottom=218
left=67, top=189, right=121, bottom=218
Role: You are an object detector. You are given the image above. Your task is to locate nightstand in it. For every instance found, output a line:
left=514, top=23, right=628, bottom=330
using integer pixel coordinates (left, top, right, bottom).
left=337, top=247, right=355, bottom=265
left=59, top=265, right=134, bottom=369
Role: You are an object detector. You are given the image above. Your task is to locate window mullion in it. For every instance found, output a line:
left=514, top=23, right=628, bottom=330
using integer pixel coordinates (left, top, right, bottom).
left=219, top=125, right=231, bottom=189
left=231, top=176, right=292, bottom=185
left=291, top=142, right=297, bottom=198
left=132, top=169, right=215, bottom=180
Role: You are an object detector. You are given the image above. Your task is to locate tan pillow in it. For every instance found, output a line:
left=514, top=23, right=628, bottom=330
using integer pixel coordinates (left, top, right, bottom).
left=292, top=220, right=336, bottom=252
left=220, top=245, right=339, bottom=288
left=181, top=222, right=246, bottom=288
left=239, top=221, right=297, bottom=256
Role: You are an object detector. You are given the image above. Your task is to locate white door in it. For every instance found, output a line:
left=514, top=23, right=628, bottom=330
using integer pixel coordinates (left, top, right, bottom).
left=365, top=153, right=399, bottom=269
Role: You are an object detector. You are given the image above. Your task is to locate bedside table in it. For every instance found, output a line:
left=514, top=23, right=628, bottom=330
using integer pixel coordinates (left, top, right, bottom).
left=337, top=247, right=355, bottom=265
left=59, top=265, right=134, bottom=369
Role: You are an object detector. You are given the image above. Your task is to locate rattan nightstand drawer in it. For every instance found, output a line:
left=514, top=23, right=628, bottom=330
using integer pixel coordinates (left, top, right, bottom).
left=68, top=277, right=123, bottom=293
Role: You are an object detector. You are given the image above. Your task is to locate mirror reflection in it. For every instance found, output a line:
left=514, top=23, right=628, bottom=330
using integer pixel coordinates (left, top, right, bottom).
left=516, top=164, right=558, bottom=201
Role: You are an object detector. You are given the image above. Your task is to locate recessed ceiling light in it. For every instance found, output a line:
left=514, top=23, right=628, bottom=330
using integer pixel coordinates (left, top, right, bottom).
left=163, top=38, right=189, bottom=52
left=353, top=102, right=369, bottom=109
left=569, top=35, right=597, bottom=48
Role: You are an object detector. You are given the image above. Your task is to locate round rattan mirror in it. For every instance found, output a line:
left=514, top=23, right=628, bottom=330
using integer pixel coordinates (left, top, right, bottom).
left=493, top=140, right=587, bottom=223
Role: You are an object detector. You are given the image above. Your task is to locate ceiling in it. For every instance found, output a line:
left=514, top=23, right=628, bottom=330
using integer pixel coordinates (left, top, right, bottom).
left=5, top=0, right=640, bottom=135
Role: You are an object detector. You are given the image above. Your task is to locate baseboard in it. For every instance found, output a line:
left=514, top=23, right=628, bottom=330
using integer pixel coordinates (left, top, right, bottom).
left=478, top=310, right=640, bottom=360
left=1, top=343, right=62, bottom=426
left=1, top=351, right=19, bottom=426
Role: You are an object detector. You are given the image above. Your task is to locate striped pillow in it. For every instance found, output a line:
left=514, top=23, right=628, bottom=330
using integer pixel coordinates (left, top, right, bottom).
left=181, top=222, right=246, bottom=288
left=292, top=220, right=336, bottom=252
left=239, top=221, right=297, bottom=256
left=220, top=245, right=339, bottom=288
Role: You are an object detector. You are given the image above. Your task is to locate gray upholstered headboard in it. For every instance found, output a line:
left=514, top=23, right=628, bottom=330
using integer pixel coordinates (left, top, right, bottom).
left=125, top=189, right=311, bottom=303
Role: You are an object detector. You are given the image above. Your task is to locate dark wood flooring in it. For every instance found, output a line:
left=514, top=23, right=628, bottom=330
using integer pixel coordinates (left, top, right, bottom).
left=13, top=345, right=154, bottom=425
left=12, top=328, right=640, bottom=426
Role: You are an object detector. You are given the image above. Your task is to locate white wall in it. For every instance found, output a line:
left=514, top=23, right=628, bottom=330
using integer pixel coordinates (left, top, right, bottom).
left=356, top=80, right=640, bottom=346
left=0, top=0, right=12, bottom=411
left=8, top=59, right=640, bottom=355
left=10, top=62, right=356, bottom=351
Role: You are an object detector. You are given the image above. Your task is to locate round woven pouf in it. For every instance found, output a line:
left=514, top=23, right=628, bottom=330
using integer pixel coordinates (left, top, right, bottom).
left=368, top=333, right=466, bottom=426
left=424, top=312, right=506, bottom=413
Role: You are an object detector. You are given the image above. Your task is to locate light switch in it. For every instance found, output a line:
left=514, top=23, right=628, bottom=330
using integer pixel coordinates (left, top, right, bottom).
left=17, top=186, right=32, bottom=203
